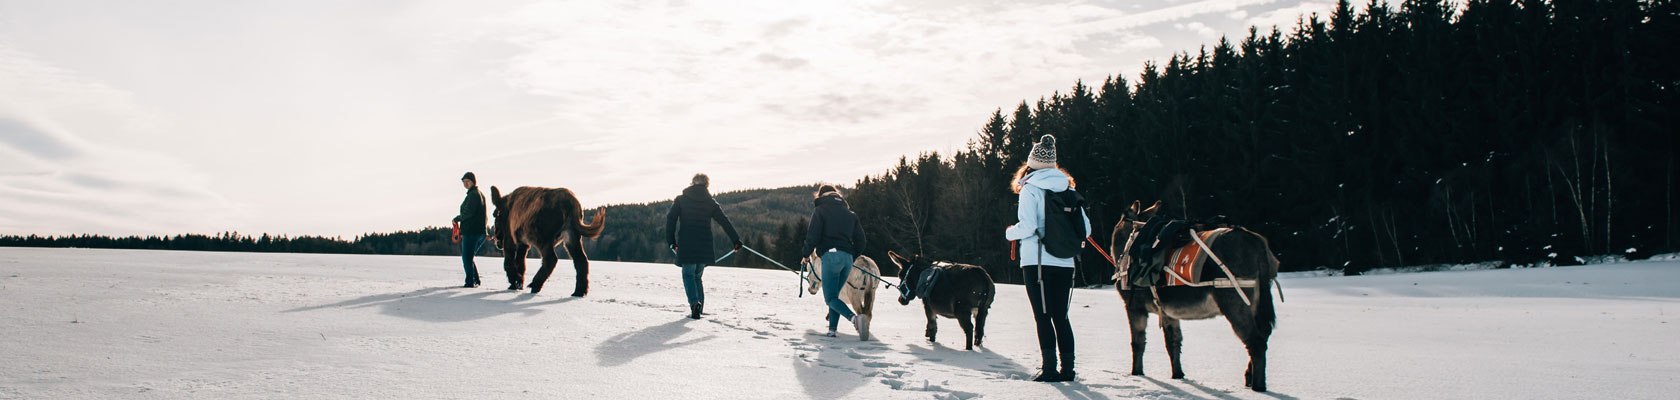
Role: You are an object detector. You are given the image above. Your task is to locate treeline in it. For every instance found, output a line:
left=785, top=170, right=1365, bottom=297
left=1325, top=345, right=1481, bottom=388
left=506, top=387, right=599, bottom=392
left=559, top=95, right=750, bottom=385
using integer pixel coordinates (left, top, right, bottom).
left=589, top=186, right=817, bottom=270
left=0, top=229, right=492, bottom=256
left=0, top=187, right=819, bottom=266
left=841, top=0, right=1678, bottom=283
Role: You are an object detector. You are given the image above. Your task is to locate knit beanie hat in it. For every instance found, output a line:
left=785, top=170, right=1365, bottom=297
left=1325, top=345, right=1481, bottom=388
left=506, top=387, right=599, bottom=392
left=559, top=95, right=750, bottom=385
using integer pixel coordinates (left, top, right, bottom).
left=1027, top=135, right=1057, bottom=170
left=461, top=172, right=477, bottom=182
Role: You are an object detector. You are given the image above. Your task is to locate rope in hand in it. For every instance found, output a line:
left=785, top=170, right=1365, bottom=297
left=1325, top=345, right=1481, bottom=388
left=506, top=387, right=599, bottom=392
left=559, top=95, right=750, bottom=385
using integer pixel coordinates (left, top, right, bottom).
left=669, top=247, right=737, bottom=264
left=737, top=245, right=897, bottom=290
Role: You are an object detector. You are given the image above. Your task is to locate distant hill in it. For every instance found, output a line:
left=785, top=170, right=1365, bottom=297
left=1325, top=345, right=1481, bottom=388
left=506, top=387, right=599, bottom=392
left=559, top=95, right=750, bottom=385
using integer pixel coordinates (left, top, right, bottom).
left=0, top=186, right=824, bottom=272
left=589, top=186, right=817, bottom=269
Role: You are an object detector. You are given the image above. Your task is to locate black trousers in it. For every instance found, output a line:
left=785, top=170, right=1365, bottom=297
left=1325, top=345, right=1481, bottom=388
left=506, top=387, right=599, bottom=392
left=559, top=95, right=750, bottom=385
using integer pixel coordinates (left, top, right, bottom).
left=1024, top=265, right=1075, bottom=371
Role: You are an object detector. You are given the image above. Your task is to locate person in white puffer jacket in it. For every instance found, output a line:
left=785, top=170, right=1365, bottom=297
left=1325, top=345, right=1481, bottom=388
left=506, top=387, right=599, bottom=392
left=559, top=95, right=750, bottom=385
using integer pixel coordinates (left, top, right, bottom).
left=1004, top=134, right=1091, bottom=383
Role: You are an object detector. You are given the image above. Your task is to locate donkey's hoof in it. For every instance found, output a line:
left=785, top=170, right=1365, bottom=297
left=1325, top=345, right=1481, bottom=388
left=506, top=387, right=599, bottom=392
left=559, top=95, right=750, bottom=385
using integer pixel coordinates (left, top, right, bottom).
left=1130, top=370, right=1145, bottom=376
left=1171, top=373, right=1185, bottom=380
left=1252, top=385, right=1267, bottom=392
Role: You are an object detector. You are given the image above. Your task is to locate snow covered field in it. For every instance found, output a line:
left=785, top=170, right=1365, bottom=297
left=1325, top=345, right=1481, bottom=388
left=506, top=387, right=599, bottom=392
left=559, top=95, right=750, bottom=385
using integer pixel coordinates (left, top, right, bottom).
left=1, top=248, right=1676, bottom=399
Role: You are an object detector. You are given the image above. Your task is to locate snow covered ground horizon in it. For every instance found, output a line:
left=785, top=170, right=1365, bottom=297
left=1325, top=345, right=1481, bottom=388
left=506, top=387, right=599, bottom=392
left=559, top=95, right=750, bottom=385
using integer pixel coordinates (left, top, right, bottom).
left=2, top=247, right=1676, bottom=399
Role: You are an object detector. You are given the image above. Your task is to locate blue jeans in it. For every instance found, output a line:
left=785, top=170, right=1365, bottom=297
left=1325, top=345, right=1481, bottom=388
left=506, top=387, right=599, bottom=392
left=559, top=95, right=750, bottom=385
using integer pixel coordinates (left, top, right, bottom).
left=821, top=251, right=856, bottom=331
left=680, top=263, right=706, bottom=305
left=460, top=234, right=485, bottom=284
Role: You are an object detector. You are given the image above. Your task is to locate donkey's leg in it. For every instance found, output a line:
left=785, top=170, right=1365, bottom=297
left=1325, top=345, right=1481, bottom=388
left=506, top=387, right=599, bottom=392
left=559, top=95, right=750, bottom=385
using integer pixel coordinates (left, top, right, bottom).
left=503, top=250, right=521, bottom=290
left=861, top=288, right=876, bottom=318
left=923, top=302, right=938, bottom=342
left=1214, top=291, right=1265, bottom=391
left=973, top=304, right=989, bottom=347
left=1124, top=292, right=1149, bottom=376
left=1161, top=315, right=1186, bottom=379
left=528, top=245, right=560, bottom=294
left=1250, top=336, right=1268, bottom=392
left=565, top=234, right=590, bottom=297
left=503, top=243, right=524, bottom=290
left=957, top=305, right=977, bottom=351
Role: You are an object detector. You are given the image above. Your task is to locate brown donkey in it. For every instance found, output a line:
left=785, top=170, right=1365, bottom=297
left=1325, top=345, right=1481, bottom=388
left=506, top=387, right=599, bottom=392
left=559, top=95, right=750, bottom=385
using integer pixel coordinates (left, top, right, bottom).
left=490, top=186, right=606, bottom=296
left=1112, top=201, right=1278, bottom=392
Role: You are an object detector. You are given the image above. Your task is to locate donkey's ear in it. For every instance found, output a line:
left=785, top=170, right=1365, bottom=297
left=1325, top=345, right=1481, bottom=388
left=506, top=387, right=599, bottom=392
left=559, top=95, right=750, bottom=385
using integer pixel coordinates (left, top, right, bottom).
left=1141, top=200, right=1161, bottom=218
left=1126, top=200, right=1142, bottom=218
left=490, top=186, right=503, bottom=205
left=887, top=250, right=909, bottom=266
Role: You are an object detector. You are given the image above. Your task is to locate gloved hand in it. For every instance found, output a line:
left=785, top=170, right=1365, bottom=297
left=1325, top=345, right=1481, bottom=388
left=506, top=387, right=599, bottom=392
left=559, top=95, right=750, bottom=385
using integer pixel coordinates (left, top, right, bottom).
left=732, top=240, right=743, bottom=251
left=669, top=243, right=677, bottom=252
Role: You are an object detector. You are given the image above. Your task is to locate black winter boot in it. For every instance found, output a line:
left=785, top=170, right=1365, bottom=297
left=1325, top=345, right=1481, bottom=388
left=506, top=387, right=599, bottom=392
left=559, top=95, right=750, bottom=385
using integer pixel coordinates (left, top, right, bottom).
left=1058, top=356, right=1076, bottom=382
left=1031, top=369, right=1062, bottom=382
left=1032, top=359, right=1060, bottom=382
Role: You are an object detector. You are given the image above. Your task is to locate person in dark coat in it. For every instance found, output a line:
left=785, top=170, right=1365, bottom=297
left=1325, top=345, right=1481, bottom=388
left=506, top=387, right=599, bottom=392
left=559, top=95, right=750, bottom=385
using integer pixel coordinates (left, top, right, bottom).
left=452, top=172, right=487, bottom=288
left=801, top=184, right=871, bottom=339
left=665, top=173, right=742, bottom=319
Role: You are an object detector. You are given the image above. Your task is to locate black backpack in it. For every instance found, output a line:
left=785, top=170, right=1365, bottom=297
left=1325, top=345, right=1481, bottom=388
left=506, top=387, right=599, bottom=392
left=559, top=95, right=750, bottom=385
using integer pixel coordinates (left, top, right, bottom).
left=1040, top=189, right=1088, bottom=258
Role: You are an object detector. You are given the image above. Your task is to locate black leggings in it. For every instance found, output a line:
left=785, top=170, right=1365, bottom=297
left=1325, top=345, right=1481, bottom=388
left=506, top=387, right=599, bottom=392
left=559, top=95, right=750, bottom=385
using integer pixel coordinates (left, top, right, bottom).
left=1024, top=265, right=1075, bottom=371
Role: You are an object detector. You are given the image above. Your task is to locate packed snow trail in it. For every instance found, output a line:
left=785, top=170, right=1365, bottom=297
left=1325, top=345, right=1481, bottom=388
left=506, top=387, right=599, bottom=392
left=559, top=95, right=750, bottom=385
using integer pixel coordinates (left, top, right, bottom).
left=1, top=248, right=1676, bottom=399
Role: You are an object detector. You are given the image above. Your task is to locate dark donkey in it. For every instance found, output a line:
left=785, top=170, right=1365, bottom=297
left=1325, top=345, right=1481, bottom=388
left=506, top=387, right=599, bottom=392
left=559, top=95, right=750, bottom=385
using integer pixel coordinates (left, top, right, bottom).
left=1112, top=201, right=1279, bottom=392
left=888, top=251, right=996, bottom=351
left=490, top=186, right=606, bottom=296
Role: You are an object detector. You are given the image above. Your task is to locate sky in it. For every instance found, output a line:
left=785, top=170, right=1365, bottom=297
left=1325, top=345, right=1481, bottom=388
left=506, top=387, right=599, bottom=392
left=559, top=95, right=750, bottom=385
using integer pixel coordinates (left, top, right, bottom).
left=0, top=0, right=1335, bottom=237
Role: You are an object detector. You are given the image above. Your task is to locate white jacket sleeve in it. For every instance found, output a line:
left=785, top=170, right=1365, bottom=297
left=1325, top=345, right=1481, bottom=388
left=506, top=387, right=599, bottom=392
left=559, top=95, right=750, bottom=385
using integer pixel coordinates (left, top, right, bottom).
left=1082, top=206, right=1093, bottom=239
left=1004, top=189, right=1039, bottom=241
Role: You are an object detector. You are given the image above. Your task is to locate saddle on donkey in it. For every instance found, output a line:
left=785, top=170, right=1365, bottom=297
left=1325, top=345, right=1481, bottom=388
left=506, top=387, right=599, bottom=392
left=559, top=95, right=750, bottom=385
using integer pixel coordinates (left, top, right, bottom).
left=1125, top=216, right=1232, bottom=289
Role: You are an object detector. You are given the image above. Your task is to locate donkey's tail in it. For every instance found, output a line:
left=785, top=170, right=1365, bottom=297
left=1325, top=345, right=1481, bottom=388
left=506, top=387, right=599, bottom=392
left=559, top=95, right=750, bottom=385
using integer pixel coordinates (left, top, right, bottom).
left=573, top=201, right=607, bottom=238
left=1250, top=228, right=1280, bottom=335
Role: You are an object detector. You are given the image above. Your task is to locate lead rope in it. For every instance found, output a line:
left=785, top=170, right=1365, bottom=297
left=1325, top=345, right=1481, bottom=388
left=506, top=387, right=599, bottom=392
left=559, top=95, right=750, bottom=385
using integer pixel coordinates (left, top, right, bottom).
left=736, top=245, right=819, bottom=290
left=667, top=248, right=739, bottom=265
left=736, top=245, right=895, bottom=294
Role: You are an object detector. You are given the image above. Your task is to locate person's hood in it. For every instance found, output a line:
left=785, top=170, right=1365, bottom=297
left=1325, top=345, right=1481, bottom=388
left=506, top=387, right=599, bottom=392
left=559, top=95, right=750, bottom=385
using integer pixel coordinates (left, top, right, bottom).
left=813, top=192, right=847, bottom=208
left=1022, top=168, right=1070, bottom=192
left=681, top=184, right=713, bottom=200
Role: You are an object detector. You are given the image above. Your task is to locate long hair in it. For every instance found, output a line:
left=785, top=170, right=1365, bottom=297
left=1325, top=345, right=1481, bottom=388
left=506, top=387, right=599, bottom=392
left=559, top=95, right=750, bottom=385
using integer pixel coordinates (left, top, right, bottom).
left=813, top=184, right=843, bottom=199
left=1010, top=164, right=1077, bottom=194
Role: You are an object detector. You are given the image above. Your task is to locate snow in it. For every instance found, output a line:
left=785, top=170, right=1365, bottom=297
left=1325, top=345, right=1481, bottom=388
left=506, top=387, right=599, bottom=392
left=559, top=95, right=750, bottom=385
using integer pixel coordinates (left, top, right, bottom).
left=2, top=248, right=1678, bottom=399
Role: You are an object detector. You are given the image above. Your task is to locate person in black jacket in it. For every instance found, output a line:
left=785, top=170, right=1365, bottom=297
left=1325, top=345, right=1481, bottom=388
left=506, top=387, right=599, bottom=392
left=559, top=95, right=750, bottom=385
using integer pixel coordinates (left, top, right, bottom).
left=801, top=184, right=871, bottom=339
left=665, top=174, right=742, bottom=320
left=452, top=172, right=487, bottom=288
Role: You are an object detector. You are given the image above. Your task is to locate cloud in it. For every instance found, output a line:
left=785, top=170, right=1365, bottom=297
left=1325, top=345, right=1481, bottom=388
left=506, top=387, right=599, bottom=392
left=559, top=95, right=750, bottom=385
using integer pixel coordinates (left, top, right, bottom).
left=754, top=53, right=810, bottom=70
left=1247, top=1, right=1337, bottom=30
left=0, top=0, right=1348, bottom=236
left=1063, top=0, right=1278, bottom=33
left=0, top=116, right=84, bottom=160
left=0, top=44, right=241, bottom=236
left=1175, top=21, right=1222, bottom=39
